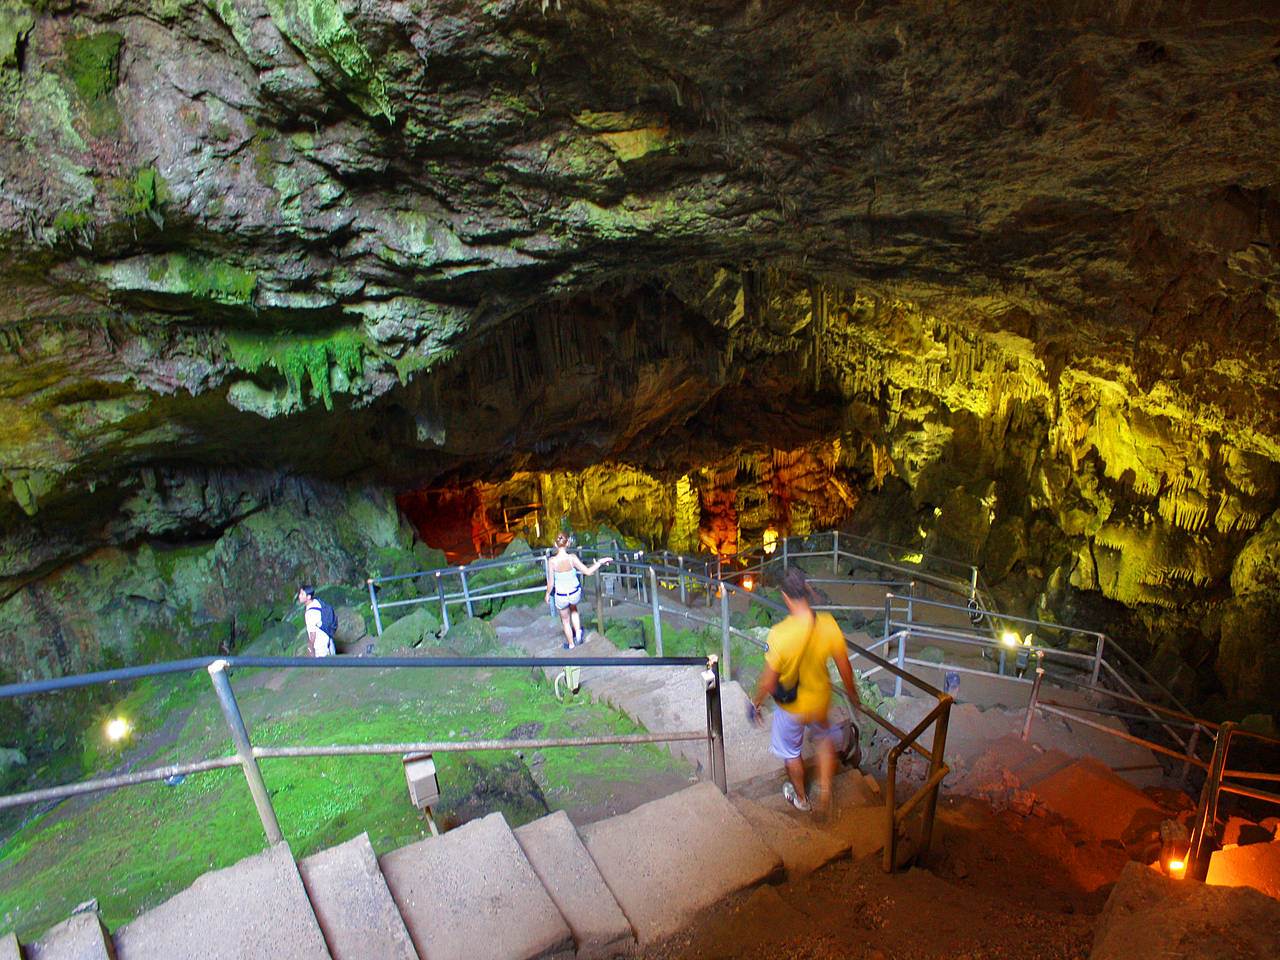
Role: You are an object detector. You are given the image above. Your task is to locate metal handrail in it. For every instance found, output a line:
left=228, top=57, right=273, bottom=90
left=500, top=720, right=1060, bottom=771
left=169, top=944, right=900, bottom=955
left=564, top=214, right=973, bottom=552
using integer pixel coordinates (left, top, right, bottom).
left=1185, top=722, right=1280, bottom=880
left=0, top=653, right=729, bottom=846
left=374, top=547, right=956, bottom=871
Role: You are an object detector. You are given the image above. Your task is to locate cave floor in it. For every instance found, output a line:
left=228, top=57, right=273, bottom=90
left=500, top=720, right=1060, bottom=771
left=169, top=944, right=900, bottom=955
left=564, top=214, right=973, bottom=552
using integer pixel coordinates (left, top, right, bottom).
left=646, top=795, right=1116, bottom=960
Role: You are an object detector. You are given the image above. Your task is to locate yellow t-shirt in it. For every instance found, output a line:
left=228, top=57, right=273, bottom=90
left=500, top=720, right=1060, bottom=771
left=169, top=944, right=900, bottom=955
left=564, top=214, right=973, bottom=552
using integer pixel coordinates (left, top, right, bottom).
left=764, top=612, right=844, bottom=721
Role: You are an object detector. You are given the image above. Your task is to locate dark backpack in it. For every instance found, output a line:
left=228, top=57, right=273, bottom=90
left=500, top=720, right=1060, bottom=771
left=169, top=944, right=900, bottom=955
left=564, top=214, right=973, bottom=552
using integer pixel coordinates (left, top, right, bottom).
left=316, top=599, right=338, bottom=639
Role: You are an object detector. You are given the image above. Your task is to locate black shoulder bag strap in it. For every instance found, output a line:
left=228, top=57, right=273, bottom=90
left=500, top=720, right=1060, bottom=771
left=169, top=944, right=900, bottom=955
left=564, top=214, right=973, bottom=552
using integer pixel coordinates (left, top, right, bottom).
left=772, top=614, right=818, bottom=705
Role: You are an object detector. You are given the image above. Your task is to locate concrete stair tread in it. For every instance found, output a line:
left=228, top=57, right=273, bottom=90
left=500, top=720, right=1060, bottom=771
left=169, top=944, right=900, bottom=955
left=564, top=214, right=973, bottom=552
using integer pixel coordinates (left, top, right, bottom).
left=380, top=812, right=572, bottom=960
left=745, top=770, right=887, bottom=861
left=579, top=781, right=783, bottom=945
left=730, top=794, right=849, bottom=878
left=26, top=912, right=112, bottom=960
left=113, top=842, right=330, bottom=960
left=513, top=811, right=634, bottom=960
left=297, top=832, right=418, bottom=960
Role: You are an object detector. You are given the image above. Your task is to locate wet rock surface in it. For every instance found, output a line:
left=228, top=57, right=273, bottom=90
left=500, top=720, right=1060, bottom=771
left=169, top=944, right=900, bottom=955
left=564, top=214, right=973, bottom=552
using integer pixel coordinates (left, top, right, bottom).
left=1, top=2, right=1280, bottom=719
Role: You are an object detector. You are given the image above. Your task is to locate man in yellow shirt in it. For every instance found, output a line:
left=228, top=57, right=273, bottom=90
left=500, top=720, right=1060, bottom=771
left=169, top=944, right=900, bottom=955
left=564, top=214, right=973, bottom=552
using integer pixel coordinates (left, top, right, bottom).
left=749, top=568, right=861, bottom=815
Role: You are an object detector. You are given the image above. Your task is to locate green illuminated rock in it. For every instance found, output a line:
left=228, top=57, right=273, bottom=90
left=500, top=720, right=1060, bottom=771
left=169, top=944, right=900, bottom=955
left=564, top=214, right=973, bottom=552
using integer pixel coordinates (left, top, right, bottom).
left=0, top=0, right=1277, bottom=725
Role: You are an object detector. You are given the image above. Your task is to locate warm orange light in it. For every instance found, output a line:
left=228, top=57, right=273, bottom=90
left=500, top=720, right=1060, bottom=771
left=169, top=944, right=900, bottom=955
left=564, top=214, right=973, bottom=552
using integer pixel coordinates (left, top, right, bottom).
left=1167, top=859, right=1185, bottom=876
left=742, top=575, right=755, bottom=591
left=763, top=527, right=778, bottom=554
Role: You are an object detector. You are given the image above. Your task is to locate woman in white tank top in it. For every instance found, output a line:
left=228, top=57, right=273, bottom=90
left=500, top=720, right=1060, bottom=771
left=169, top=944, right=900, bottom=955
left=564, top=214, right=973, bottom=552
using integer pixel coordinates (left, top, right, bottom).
left=544, top=532, right=613, bottom=648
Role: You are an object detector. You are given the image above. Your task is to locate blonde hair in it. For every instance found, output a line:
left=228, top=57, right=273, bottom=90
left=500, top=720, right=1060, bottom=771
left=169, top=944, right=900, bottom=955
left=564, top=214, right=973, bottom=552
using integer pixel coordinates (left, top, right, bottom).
left=554, top=532, right=570, bottom=549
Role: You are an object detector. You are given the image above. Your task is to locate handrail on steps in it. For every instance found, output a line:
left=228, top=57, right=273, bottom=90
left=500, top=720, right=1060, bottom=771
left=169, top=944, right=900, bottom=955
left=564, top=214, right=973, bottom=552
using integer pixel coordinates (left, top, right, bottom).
left=0, top=653, right=729, bottom=849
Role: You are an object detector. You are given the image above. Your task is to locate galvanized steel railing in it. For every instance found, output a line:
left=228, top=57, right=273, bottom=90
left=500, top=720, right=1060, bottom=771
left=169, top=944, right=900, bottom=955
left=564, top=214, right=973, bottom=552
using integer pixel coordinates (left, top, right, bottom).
left=370, top=539, right=958, bottom=871
left=0, top=653, right=728, bottom=847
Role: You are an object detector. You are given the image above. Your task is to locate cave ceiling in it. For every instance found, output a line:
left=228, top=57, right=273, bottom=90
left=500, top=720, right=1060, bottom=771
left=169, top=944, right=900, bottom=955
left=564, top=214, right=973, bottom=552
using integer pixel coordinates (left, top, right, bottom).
left=3, top=0, right=1280, bottom=675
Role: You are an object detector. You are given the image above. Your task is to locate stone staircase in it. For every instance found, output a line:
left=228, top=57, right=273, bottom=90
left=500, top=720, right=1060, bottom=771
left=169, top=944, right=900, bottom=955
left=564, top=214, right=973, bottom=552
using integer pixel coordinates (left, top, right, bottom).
left=9, top=772, right=885, bottom=960
left=7, top=597, right=890, bottom=960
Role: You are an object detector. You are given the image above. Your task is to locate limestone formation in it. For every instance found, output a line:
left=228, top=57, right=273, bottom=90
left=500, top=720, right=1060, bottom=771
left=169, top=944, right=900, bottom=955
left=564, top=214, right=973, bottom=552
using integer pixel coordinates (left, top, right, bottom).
left=0, top=1, right=1279, bottom=722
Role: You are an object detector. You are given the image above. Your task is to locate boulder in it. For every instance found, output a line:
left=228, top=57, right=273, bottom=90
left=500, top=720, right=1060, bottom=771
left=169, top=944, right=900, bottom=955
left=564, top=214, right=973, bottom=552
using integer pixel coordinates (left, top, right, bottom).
left=1091, top=862, right=1280, bottom=960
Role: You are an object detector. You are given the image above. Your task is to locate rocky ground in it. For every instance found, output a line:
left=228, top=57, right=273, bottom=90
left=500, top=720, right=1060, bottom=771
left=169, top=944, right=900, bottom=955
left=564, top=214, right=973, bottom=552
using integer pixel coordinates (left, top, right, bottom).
left=649, top=774, right=1279, bottom=960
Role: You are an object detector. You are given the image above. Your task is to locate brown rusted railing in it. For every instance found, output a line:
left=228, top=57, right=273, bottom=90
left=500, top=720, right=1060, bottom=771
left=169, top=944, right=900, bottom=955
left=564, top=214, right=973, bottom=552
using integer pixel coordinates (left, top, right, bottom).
left=846, top=630, right=953, bottom=872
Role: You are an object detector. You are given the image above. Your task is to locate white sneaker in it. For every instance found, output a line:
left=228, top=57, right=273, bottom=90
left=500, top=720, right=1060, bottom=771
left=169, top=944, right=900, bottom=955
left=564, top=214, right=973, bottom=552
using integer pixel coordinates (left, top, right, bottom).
left=782, top=782, right=811, bottom=812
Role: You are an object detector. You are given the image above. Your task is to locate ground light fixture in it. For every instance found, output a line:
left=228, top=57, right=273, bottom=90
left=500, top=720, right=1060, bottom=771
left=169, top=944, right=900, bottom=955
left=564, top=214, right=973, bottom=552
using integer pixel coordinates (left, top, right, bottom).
left=1001, top=631, right=1020, bottom=647
left=742, top=575, right=755, bottom=591
left=105, top=716, right=130, bottom=742
left=403, top=752, right=441, bottom=836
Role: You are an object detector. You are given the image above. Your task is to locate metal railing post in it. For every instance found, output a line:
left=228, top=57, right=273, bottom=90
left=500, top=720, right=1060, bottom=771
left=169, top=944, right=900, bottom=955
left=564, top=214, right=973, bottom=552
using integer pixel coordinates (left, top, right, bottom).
left=782, top=536, right=788, bottom=572
left=970, top=566, right=978, bottom=600
left=833, top=530, right=839, bottom=574
left=1021, top=659, right=1045, bottom=741
left=678, top=556, right=687, bottom=606
left=883, top=750, right=899, bottom=872
left=1091, top=634, right=1106, bottom=686
left=207, top=660, right=283, bottom=845
left=895, top=631, right=905, bottom=698
left=649, top=566, right=663, bottom=655
left=1187, top=722, right=1234, bottom=881
left=435, top=572, right=450, bottom=633
left=918, top=696, right=952, bottom=860
left=720, top=585, right=732, bottom=680
left=704, top=656, right=728, bottom=793
left=882, top=591, right=892, bottom=652
left=368, top=578, right=384, bottom=636
left=596, top=568, right=604, bottom=638
left=460, top=568, right=474, bottom=618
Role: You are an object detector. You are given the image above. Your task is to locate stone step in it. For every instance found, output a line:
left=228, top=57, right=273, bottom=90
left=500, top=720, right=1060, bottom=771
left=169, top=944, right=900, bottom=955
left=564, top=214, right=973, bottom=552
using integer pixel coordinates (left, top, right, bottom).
left=24, top=911, right=112, bottom=960
left=112, top=842, right=330, bottom=960
left=512, top=811, right=634, bottom=959
left=579, top=781, right=783, bottom=945
left=0, top=933, right=18, bottom=960
left=297, top=832, right=418, bottom=960
left=379, top=812, right=572, bottom=960
left=747, top=767, right=887, bottom=862
left=730, top=794, right=848, bottom=879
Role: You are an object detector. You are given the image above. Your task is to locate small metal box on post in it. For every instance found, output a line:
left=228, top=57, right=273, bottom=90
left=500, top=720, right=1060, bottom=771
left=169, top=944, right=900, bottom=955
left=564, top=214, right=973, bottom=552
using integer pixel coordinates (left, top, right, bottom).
left=403, top=752, right=441, bottom=835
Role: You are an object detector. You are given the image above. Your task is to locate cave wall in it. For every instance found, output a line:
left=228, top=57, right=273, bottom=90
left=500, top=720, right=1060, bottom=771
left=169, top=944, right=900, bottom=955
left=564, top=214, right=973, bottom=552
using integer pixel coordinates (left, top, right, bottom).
left=0, top=476, right=416, bottom=685
left=0, top=0, right=1279, bottom=720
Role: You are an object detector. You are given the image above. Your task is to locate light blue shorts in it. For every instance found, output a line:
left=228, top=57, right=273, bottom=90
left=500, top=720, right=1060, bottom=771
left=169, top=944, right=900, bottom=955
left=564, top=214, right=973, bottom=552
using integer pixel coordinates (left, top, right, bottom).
left=553, top=588, right=582, bottom=611
left=769, top=707, right=839, bottom=761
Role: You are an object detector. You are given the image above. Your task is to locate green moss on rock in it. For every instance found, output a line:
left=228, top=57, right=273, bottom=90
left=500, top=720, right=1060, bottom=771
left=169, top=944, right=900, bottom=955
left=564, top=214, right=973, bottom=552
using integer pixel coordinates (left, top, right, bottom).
left=263, top=0, right=393, bottom=121
left=0, top=2, right=35, bottom=70
left=225, top=327, right=364, bottom=411
left=64, top=31, right=123, bottom=101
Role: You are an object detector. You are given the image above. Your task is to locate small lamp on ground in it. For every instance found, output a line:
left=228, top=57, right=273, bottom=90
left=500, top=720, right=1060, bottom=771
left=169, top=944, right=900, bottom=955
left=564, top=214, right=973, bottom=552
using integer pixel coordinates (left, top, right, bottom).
left=105, top=717, right=130, bottom=744
left=403, top=752, right=440, bottom=836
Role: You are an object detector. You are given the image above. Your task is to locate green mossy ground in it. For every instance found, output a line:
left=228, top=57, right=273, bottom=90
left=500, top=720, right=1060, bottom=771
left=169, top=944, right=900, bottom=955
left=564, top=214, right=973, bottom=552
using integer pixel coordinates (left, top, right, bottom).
left=0, top=651, right=689, bottom=941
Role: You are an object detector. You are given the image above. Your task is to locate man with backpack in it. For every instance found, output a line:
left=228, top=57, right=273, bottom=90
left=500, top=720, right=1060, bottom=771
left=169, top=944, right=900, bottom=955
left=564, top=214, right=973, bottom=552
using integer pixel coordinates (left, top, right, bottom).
left=747, top=568, right=861, bottom=817
left=297, top=583, right=337, bottom=657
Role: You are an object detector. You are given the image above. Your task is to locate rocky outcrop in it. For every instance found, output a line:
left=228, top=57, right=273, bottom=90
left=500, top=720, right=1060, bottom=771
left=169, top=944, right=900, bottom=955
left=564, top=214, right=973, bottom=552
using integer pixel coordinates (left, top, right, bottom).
left=0, top=1, right=1279, bottom=717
